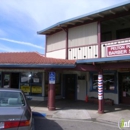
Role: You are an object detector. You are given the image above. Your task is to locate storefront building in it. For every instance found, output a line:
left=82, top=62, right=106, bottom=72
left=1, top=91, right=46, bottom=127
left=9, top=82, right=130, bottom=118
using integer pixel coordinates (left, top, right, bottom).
left=37, top=1, right=130, bottom=110
left=0, top=1, right=130, bottom=113
left=0, top=52, right=75, bottom=102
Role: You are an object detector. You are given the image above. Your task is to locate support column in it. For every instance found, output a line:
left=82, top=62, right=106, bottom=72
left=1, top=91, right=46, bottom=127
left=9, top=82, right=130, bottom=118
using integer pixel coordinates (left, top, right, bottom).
left=97, top=21, right=101, bottom=58
left=98, top=71, right=104, bottom=114
left=48, top=71, right=56, bottom=111
left=48, top=84, right=55, bottom=110
left=65, top=29, right=68, bottom=59
left=45, top=35, right=47, bottom=57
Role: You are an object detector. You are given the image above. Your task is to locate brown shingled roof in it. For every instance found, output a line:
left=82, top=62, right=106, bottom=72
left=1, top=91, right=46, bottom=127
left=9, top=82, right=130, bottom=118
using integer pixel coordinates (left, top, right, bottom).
left=0, top=52, right=75, bottom=65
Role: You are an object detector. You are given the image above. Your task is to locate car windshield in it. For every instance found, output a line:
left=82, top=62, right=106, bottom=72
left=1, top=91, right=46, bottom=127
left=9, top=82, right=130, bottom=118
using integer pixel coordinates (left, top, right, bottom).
left=0, top=91, right=25, bottom=107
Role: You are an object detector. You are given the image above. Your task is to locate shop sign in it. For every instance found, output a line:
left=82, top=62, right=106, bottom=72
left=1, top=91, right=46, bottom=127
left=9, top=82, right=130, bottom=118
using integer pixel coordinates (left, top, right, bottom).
left=106, top=43, right=130, bottom=57
left=49, top=72, right=55, bottom=84
left=21, top=86, right=30, bottom=93
left=32, top=86, right=42, bottom=93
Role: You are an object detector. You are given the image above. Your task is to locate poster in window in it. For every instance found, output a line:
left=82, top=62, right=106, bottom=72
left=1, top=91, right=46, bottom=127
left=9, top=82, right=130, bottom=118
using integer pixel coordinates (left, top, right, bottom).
left=32, top=86, right=42, bottom=93
left=33, top=78, right=39, bottom=83
left=21, top=86, right=30, bottom=93
left=20, top=72, right=31, bottom=83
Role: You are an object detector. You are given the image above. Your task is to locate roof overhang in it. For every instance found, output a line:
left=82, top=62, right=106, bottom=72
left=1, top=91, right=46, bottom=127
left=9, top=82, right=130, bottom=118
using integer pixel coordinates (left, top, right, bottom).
left=38, top=1, right=130, bottom=35
left=76, top=56, right=130, bottom=64
left=0, top=64, right=76, bottom=69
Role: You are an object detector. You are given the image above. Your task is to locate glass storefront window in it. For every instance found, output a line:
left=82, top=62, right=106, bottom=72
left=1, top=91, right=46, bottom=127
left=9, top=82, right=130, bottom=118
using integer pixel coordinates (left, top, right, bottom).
left=91, top=72, right=116, bottom=91
left=20, top=72, right=42, bottom=96
left=20, top=72, right=31, bottom=83
left=20, top=72, right=31, bottom=95
left=122, top=75, right=130, bottom=97
left=30, top=72, right=42, bottom=96
left=3, top=74, right=10, bottom=88
left=0, top=72, right=1, bottom=88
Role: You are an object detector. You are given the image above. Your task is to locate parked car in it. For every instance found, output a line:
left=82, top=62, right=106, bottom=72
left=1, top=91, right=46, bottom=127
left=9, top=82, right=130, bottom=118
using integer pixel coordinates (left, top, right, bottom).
left=0, top=88, right=32, bottom=130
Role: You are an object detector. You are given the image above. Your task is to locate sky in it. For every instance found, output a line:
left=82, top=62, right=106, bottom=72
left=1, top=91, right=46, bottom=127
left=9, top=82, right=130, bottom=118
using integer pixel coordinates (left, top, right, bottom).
left=0, top=0, right=129, bottom=54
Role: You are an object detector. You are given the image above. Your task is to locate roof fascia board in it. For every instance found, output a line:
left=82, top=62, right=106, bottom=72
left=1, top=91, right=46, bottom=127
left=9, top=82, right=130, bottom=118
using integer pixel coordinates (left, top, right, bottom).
left=101, top=62, right=130, bottom=69
left=76, top=56, right=130, bottom=64
left=0, top=64, right=76, bottom=68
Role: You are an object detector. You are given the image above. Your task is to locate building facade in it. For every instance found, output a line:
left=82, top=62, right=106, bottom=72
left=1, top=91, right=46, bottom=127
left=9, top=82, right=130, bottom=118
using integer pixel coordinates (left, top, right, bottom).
left=38, top=1, right=130, bottom=106
left=0, top=52, right=75, bottom=102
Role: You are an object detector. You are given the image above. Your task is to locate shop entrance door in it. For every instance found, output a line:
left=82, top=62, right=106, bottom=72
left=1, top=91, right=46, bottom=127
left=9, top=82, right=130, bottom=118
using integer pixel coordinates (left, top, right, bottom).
left=119, top=72, right=130, bottom=104
left=2, top=73, right=19, bottom=88
left=64, top=74, right=76, bottom=100
left=10, top=73, right=19, bottom=88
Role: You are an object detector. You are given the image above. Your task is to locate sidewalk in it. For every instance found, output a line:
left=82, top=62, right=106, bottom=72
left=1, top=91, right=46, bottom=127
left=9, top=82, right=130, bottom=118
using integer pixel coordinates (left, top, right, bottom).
left=29, top=99, right=130, bottom=125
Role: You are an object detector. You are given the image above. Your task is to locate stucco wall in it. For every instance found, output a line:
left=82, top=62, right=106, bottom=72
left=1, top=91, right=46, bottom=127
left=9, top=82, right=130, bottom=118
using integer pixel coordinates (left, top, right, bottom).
left=77, top=80, right=86, bottom=100
left=46, top=31, right=66, bottom=52
left=68, top=22, right=97, bottom=47
left=46, top=49, right=66, bottom=59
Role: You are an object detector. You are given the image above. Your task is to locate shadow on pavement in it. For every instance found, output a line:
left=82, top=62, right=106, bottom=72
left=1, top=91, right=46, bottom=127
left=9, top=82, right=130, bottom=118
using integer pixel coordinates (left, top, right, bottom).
left=29, top=99, right=130, bottom=114
left=34, top=116, right=63, bottom=130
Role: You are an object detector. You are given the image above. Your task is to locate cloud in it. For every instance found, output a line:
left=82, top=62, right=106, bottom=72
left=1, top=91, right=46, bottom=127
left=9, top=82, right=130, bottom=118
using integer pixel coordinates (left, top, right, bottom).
left=0, top=38, right=44, bottom=49
left=0, top=0, right=127, bottom=30
left=0, top=0, right=127, bottom=54
left=0, top=43, right=25, bottom=52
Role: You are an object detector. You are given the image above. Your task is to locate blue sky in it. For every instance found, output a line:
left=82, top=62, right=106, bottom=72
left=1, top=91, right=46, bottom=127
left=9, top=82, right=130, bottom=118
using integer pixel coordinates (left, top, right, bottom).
left=0, top=0, right=129, bottom=54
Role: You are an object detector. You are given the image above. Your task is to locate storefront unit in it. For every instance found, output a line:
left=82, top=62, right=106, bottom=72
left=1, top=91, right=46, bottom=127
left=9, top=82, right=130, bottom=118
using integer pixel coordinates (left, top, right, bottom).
left=0, top=52, right=76, bottom=103
left=76, top=55, right=130, bottom=106
left=0, top=70, right=45, bottom=100
left=118, top=72, right=130, bottom=104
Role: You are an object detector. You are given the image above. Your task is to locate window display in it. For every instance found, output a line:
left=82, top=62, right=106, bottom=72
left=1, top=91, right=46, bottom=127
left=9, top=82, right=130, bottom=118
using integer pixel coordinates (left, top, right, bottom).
left=20, top=72, right=42, bottom=96
left=0, top=73, right=1, bottom=88
left=3, top=74, right=10, bottom=88
left=91, top=72, right=115, bottom=91
left=20, top=72, right=31, bottom=95
left=30, top=72, right=42, bottom=95
left=122, top=75, right=130, bottom=97
left=20, top=72, right=31, bottom=83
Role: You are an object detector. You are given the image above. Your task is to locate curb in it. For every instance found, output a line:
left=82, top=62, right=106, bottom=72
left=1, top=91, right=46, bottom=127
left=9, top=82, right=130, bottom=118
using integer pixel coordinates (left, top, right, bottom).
left=32, top=112, right=46, bottom=117
left=95, top=119, right=118, bottom=127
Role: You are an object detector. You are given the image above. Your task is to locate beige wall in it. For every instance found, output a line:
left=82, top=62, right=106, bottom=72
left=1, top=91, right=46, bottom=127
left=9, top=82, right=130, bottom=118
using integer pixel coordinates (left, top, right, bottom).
left=77, top=80, right=86, bottom=100
left=46, top=49, right=66, bottom=59
left=46, top=31, right=66, bottom=52
left=68, top=22, right=97, bottom=48
left=68, top=44, right=98, bottom=60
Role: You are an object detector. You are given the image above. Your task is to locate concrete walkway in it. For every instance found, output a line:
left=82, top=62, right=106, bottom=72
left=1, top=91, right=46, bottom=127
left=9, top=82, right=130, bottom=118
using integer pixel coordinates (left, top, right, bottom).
left=29, top=100, right=130, bottom=126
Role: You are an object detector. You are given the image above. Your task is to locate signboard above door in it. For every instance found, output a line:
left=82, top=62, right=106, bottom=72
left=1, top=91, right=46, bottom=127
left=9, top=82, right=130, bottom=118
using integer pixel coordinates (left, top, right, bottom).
left=106, top=43, right=130, bottom=57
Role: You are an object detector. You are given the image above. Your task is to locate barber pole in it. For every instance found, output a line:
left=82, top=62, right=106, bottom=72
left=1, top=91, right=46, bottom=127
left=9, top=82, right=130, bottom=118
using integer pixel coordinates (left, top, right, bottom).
left=98, top=74, right=103, bottom=100
left=98, top=73, right=104, bottom=114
